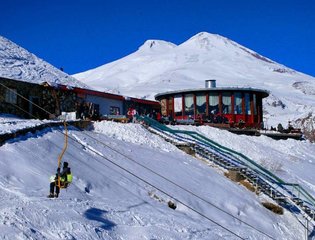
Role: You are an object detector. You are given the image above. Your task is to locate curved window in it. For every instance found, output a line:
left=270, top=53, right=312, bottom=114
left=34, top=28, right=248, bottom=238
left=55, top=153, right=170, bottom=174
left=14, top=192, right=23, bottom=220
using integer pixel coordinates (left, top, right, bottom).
left=253, top=93, right=257, bottom=115
left=5, top=88, right=17, bottom=104
left=245, top=93, right=251, bottom=115
left=167, top=97, right=173, bottom=116
left=174, top=95, right=182, bottom=116
left=234, top=92, right=243, bottom=114
left=209, top=93, right=219, bottom=114
left=185, top=94, right=194, bottom=116
left=222, top=92, right=232, bottom=114
left=160, top=99, right=167, bottom=116
left=196, top=94, right=206, bottom=114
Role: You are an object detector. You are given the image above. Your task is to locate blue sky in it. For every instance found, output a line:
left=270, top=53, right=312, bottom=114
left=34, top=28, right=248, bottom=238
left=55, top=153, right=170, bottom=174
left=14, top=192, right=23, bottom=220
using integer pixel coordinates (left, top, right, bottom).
left=0, top=0, right=314, bottom=76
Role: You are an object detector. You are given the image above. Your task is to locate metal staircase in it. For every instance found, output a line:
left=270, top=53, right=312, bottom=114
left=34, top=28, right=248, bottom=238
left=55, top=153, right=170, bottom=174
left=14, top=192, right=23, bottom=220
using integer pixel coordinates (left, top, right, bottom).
left=137, top=115, right=315, bottom=234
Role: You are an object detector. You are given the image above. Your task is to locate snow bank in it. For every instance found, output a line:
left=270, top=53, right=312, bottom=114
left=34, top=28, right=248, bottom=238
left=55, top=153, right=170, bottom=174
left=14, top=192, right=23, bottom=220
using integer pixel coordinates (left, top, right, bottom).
left=0, top=122, right=307, bottom=239
left=0, top=114, right=47, bottom=134
left=93, top=121, right=178, bottom=152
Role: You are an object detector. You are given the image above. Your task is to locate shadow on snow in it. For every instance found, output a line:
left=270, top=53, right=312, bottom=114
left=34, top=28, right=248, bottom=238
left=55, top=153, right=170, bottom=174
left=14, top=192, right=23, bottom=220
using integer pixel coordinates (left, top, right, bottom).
left=84, top=207, right=116, bottom=231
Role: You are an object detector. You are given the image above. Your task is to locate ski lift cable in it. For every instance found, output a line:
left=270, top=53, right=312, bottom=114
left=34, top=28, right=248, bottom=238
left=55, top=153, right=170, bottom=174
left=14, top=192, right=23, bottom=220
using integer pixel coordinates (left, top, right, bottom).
left=58, top=137, right=247, bottom=239
left=0, top=82, right=271, bottom=239
left=0, top=84, right=246, bottom=239
left=6, top=83, right=314, bottom=236
left=79, top=129, right=275, bottom=240
left=79, top=145, right=247, bottom=238
left=3, top=102, right=248, bottom=239
left=1, top=82, right=275, bottom=239
left=7, top=102, right=165, bottom=210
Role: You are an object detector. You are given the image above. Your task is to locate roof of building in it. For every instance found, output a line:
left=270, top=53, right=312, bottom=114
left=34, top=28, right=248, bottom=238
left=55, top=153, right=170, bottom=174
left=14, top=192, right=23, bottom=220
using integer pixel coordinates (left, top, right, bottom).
left=155, top=87, right=270, bottom=100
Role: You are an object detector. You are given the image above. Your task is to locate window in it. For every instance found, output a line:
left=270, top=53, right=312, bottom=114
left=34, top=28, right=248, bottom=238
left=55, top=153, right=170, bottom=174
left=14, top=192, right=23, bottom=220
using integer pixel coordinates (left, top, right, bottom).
left=174, top=95, right=182, bottom=116
left=110, top=106, right=120, bottom=115
left=160, top=99, right=167, bottom=116
left=209, top=93, right=219, bottom=114
left=184, top=94, right=194, bottom=115
left=253, top=93, right=257, bottom=115
left=196, top=94, right=206, bottom=114
left=234, top=92, right=243, bottom=114
left=222, top=92, right=232, bottom=114
left=168, top=97, right=173, bottom=115
left=5, top=88, right=17, bottom=104
left=245, top=93, right=251, bottom=115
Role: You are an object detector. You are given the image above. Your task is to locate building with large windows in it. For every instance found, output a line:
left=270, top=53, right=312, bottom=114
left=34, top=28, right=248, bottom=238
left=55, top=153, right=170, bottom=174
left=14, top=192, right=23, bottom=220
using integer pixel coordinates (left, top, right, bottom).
left=155, top=80, right=269, bottom=128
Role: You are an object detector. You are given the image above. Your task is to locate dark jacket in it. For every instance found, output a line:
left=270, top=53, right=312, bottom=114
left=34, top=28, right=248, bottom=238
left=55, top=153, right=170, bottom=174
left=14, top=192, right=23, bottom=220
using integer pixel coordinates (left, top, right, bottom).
left=57, top=167, right=70, bottom=182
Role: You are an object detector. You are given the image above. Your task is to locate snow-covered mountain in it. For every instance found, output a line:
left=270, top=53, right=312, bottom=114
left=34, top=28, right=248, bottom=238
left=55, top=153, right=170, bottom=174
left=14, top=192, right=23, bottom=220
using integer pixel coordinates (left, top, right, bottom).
left=0, top=36, right=87, bottom=88
left=73, top=32, right=315, bottom=136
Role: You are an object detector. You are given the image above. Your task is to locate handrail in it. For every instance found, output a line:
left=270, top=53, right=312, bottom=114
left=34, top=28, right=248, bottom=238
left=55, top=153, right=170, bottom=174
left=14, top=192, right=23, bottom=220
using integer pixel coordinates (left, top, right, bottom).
left=137, top=115, right=315, bottom=208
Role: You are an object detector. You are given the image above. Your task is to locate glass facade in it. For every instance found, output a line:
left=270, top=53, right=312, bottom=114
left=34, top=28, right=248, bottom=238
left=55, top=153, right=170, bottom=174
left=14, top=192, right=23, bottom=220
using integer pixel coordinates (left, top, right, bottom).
left=234, top=92, right=243, bottom=114
left=196, top=94, right=206, bottom=114
left=5, top=88, right=17, bottom=104
left=161, top=90, right=262, bottom=124
left=184, top=94, right=194, bottom=115
left=245, top=93, right=251, bottom=115
left=168, top=97, right=173, bottom=116
left=253, top=93, right=257, bottom=115
left=160, top=99, right=167, bottom=116
left=222, top=92, right=232, bottom=114
left=174, top=95, right=182, bottom=116
left=209, top=93, right=219, bottom=114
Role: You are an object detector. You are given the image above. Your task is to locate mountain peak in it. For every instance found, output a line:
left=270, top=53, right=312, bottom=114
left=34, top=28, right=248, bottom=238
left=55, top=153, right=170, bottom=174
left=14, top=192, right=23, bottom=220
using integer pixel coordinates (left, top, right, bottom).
left=138, top=39, right=177, bottom=52
left=192, top=32, right=224, bottom=40
left=178, top=32, right=276, bottom=64
left=179, top=32, right=238, bottom=50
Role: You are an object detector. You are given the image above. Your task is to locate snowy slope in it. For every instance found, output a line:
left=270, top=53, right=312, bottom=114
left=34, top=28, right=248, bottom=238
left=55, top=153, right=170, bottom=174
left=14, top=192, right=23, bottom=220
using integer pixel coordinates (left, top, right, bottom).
left=0, top=114, right=48, bottom=134
left=172, top=125, right=315, bottom=198
left=73, top=32, right=315, bottom=130
left=0, top=118, right=309, bottom=239
left=0, top=36, right=87, bottom=88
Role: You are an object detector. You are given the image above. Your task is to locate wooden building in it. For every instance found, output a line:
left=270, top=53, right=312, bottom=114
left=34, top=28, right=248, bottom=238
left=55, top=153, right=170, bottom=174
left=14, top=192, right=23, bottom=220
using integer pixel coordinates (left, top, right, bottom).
left=0, top=77, right=160, bottom=120
left=154, top=80, right=269, bottom=128
left=0, top=77, right=76, bottom=119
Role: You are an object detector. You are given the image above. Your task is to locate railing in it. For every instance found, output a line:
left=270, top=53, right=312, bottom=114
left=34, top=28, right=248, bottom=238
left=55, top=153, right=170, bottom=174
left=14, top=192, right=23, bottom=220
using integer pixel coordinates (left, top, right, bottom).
left=136, top=115, right=315, bottom=221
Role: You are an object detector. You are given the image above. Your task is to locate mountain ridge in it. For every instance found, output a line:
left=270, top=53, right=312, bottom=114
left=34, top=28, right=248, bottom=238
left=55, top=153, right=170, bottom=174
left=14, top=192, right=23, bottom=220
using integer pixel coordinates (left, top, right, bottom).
left=0, top=36, right=87, bottom=88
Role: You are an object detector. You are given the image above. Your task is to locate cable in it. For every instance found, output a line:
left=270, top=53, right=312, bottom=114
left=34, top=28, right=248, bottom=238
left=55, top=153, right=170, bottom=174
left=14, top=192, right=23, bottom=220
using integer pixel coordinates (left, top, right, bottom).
left=6, top=104, right=245, bottom=239
left=8, top=103, right=165, bottom=211
left=0, top=81, right=275, bottom=238
left=0, top=81, right=270, bottom=239
left=4, top=114, right=245, bottom=238
left=78, top=128, right=275, bottom=239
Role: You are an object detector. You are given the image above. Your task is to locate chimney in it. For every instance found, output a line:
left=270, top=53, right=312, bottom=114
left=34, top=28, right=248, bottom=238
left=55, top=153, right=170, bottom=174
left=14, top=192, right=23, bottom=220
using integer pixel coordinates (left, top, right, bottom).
left=205, top=79, right=216, bottom=88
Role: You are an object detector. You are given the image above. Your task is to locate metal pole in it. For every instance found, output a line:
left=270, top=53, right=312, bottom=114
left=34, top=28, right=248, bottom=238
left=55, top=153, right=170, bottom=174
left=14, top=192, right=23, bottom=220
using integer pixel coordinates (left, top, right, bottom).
left=255, top=177, right=258, bottom=195
left=305, top=218, right=309, bottom=240
left=57, top=121, right=68, bottom=188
